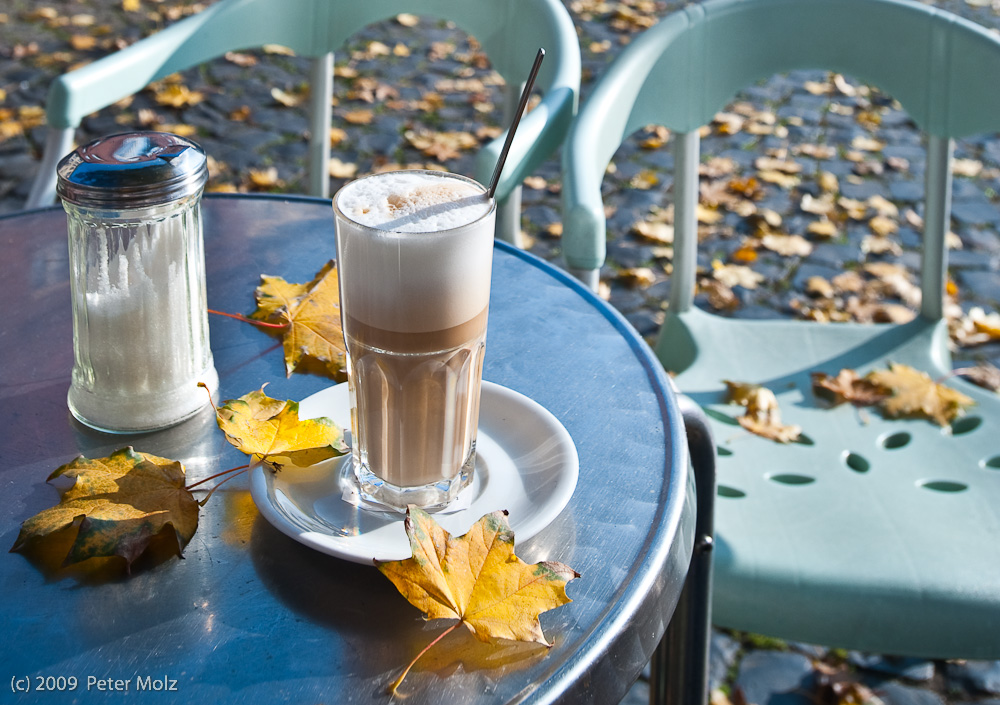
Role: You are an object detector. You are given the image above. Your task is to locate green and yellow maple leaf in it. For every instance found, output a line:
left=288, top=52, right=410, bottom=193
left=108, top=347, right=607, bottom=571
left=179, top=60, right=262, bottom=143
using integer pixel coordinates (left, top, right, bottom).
left=10, top=447, right=198, bottom=572
left=214, top=387, right=348, bottom=468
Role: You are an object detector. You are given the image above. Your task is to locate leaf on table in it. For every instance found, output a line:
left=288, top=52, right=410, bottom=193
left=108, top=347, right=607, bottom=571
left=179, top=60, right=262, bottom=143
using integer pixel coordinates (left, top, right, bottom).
left=214, top=387, right=348, bottom=468
left=250, top=260, right=347, bottom=379
left=811, top=369, right=889, bottom=407
left=377, top=507, right=577, bottom=643
left=867, top=363, right=976, bottom=426
left=376, top=507, right=577, bottom=693
left=10, top=447, right=198, bottom=573
left=724, top=381, right=803, bottom=443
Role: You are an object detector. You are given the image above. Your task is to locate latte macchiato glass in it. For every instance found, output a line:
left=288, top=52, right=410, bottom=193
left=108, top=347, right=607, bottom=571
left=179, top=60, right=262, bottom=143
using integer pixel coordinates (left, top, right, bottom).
left=333, top=170, right=496, bottom=510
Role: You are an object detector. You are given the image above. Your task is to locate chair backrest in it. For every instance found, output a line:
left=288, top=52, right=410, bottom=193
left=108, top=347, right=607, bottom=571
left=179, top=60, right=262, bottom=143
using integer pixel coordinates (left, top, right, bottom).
left=32, top=0, right=579, bottom=208
left=562, top=0, right=1000, bottom=316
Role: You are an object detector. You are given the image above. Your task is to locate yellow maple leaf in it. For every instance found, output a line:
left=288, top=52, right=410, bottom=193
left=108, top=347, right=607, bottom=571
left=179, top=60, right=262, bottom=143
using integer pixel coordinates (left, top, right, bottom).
left=249, top=260, right=346, bottom=379
left=376, top=507, right=577, bottom=694
left=867, top=363, right=975, bottom=426
left=214, top=387, right=348, bottom=468
left=10, top=447, right=198, bottom=574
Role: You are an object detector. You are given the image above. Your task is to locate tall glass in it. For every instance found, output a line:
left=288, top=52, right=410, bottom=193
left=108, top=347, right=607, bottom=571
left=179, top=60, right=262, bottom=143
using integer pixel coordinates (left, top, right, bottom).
left=333, top=170, right=496, bottom=510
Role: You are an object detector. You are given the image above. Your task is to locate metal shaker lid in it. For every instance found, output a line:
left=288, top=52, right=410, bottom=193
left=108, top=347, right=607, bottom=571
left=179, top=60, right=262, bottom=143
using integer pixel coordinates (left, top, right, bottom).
left=56, top=131, right=208, bottom=208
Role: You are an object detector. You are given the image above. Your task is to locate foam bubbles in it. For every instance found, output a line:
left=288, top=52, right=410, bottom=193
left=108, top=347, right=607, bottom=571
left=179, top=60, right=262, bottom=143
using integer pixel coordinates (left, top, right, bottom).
left=337, top=171, right=492, bottom=232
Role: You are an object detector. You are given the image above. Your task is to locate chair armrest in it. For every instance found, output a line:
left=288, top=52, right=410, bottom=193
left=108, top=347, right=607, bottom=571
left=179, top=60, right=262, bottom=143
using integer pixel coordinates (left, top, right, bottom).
left=473, top=84, right=576, bottom=202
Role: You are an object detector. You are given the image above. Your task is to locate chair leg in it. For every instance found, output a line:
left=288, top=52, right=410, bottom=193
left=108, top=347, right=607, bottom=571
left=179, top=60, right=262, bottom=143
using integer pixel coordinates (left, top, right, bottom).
left=495, top=186, right=524, bottom=247
left=26, top=127, right=76, bottom=209
left=568, top=266, right=600, bottom=292
left=307, top=52, right=333, bottom=199
left=649, top=393, right=716, bottom=705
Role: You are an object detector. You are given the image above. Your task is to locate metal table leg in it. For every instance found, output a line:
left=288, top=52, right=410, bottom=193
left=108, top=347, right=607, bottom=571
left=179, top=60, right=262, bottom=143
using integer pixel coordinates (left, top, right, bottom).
left=649, top=393, right=716, bottom=705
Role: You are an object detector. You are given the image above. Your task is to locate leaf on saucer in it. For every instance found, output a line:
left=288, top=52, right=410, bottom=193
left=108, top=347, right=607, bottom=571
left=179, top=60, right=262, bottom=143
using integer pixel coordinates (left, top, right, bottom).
left=867, top=363, right=975, bottom=426
left=10, top=447, right=198, bottom=573
left=250, top=260, right=347, bottom=380
left=376, top=507, right=578, bottom=693
left=214, top=387, right=348, bottom=468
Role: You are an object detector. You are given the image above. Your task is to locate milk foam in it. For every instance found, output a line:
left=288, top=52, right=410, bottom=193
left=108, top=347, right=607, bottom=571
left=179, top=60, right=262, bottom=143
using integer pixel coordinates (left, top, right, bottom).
left=334, top=171, right=496, bottom=334
left=337, top=171, right=492, bottom=233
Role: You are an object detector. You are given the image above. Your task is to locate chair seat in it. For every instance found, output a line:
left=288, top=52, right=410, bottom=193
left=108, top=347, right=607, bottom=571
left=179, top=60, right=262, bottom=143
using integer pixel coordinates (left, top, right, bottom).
left=661, top=308, right=1000, bottom=658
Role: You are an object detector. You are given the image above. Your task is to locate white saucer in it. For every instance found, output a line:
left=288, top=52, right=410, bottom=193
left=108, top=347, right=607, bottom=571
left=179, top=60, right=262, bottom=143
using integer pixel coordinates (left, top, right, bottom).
left=249, top=381, right=579, bottom=564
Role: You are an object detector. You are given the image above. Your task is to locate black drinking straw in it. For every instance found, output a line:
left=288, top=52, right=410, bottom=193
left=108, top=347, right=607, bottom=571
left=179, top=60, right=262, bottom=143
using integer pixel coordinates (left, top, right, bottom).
left=486, top=48, right=546, bottom=200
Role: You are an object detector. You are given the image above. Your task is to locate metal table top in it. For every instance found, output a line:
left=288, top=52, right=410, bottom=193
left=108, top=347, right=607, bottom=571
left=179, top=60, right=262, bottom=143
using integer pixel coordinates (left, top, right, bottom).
left=1, top=194, right=692, bottom=705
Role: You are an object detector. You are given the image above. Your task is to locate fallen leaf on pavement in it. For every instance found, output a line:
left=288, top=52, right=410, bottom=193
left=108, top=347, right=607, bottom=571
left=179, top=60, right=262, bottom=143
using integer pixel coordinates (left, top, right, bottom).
left=761, top=233, right=813, bottom=257
left=712, top=260, right=764, bottom=289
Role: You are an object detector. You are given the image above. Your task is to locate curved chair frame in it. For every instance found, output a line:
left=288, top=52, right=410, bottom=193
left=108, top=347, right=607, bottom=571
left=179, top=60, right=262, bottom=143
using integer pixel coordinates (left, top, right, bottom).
left=562, top=0, right=1000, bottom=658
left=27, top=0, right=580, bottom=245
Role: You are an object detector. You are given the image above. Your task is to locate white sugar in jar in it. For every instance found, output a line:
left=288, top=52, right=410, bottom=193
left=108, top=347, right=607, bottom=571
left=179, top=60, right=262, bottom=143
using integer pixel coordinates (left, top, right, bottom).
left=57, top=132, right=218, bottom=433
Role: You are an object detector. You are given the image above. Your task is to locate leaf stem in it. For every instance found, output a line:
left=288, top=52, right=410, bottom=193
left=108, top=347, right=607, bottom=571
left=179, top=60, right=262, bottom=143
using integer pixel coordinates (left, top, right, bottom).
left=196, top=466, right=252, bottom=506
left=186, top=464, right=250, bottom=491
left=208, top=308, right=288, bottom=329
left=388, top=622, right=461, bottom=696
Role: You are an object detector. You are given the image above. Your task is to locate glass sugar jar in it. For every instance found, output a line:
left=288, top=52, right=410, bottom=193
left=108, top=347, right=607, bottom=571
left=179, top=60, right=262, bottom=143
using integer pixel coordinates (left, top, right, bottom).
left=57, top=132, right=219, bottom=433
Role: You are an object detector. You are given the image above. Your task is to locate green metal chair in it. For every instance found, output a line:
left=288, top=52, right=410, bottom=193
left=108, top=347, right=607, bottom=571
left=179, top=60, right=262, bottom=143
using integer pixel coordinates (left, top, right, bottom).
left=25, top=0, right=580, bottom=246
left=562, top=0, right=1000, bottom=658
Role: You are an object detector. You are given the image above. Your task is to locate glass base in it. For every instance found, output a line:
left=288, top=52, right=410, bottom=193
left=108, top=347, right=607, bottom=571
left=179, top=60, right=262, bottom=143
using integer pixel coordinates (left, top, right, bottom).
left=67, top=365, right=219, bottom=434
left=353, top=448, right=475, bottom=512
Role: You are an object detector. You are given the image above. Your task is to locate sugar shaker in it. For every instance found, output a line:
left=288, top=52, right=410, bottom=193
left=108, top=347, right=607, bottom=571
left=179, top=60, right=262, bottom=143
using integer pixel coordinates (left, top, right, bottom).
left=57, top=132, right=218, bottom=433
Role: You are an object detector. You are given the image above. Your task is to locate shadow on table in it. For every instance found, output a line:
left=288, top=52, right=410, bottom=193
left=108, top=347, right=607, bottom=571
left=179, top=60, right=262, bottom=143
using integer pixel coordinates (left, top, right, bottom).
left=248, top=509, right=552, bottom=694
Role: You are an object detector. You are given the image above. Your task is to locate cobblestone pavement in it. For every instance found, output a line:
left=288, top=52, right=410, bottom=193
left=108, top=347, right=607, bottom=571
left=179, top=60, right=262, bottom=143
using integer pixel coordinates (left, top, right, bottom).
left=2, top=1, right=1000, bottom=704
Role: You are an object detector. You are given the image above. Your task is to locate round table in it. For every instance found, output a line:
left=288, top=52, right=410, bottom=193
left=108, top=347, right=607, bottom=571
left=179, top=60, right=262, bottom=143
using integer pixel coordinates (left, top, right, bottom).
left=0, top=194, right=693, bottom=704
